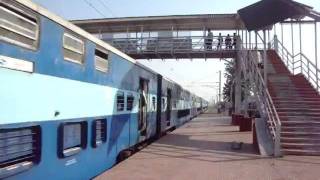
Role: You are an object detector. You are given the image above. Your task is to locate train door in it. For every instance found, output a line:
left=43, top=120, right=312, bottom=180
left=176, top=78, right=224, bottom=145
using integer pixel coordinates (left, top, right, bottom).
left=156, top=75, right=162, bottom=138
left=166, top=89, right=172, bottom=127
left=138, top=78, right=148, bottom=136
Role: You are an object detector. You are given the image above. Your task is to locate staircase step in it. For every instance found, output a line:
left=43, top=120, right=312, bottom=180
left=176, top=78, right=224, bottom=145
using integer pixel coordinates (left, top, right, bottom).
left=272, top=95, right=319, bottom=99
left=281, top=137, right=320, bottom=144
left=280, top=117, right=320, bottom=122
left=276, top=108, right=320, bottom=113
left=273, top=90, right=318, bottom=94
left=275, top=104, right=320, bottom=109
left=272, top=97, right=320, bottom=101
left=281, top=131, right=320, bottom=138
left=272, top=90, right=318, bottom=95
left=270, top=83, right=312, bottom=87
left=278, top=111, right=320, bottom=116
left=274, top=100, right=320, bottom=105
left=282, top=148, right=320, bottom=156
left=281, top=143, right=320, bottom=150
left=281, top=126, right=320, bottom=132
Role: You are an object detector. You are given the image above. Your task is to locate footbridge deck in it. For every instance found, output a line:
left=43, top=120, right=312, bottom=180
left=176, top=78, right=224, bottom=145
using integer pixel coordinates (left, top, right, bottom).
left=73, top=14, right=244, bottom=59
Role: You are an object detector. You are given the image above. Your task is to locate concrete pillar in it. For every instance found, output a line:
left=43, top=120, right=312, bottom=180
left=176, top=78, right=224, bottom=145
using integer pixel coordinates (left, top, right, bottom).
left=235, top=37, right=242, bottom=114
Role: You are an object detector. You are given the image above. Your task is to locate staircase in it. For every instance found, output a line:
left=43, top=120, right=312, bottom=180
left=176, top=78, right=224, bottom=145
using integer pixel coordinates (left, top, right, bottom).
left=267, top=50, right=320, bottom=155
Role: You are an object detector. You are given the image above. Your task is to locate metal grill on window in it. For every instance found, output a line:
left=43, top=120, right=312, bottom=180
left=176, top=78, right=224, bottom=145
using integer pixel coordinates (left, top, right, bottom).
left=63, top=33, right=84, bottom=64
left=0, top=126, right=41, bottom=179
left=117, top=92, right=125, bottom=111
left=58, top=122, right=87, bottom=158
left=126, top=94, right=134, bottom=111
left=0, top=0, right=39, bottom=50
left=95, top=48, right=109, bottom=73
left=92, top=119, right=107, bottom=148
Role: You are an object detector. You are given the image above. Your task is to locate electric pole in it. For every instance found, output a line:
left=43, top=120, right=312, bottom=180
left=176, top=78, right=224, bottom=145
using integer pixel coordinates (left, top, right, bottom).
left=218, top=70, right=221, bottom=103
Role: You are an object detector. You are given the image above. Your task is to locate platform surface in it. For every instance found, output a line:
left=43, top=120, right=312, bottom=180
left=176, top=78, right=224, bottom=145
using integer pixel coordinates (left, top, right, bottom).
left=95, top=110, right=320, bottom=180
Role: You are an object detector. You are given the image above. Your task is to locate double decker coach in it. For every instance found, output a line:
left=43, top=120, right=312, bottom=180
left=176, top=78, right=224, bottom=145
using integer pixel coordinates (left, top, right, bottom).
left=0, top=0, right=208, bottom=179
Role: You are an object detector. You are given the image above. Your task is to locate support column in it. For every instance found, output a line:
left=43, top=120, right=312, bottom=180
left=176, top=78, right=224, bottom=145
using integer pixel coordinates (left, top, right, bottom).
left=218, top=70, right=222, bottom=103
left=242, top=30, right=244, bottom=44
left=249, top=31, right=252, bottom=49
left=281, top=23, right=284, bottom=59
left=140, top=26, right=144, bottom=52
left=235, top=58, right=242, bottom=114
left=255, top=31, right=258, bottom=49
left=274, top=35, right=279, bottom=53
left=315, top=22, right=319, bottom=91
left=299, top=22, right=302, bottom=73
left=246, top=31, right=248, bottom=49
left=263, top=30, right=268, bottom=86
left=291, top=22, right=294, bottom=56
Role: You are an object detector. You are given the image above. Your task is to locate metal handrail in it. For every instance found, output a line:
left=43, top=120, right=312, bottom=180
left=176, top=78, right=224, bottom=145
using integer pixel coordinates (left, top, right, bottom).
left=238, top=42, right=281, bottom=156
left=104, top=36, right=235, bottom=52
left=272, top=38, right=320, bottom=92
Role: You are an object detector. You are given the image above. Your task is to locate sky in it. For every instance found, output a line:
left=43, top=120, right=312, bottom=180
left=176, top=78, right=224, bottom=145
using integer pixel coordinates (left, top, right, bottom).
left=31, top=0, right=320, bottom=102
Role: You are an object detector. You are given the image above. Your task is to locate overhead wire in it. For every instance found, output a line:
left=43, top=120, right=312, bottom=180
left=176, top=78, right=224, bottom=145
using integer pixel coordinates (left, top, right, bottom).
left=97, top=0, right=117, bottom=17
left=83, top=0, right=107, bottom=18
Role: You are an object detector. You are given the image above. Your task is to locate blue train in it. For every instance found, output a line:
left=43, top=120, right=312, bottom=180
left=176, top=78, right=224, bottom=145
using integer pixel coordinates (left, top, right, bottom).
left=0, top=0, right=208, bottom=179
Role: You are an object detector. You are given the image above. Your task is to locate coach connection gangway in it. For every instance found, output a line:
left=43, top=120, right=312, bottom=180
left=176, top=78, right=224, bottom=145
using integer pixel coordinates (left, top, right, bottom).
left=74, top=0, right=320, bottom=156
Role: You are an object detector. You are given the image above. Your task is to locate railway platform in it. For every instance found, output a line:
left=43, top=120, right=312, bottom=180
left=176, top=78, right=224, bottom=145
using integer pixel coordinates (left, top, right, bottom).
left=95, top=109, right=320, bottom=180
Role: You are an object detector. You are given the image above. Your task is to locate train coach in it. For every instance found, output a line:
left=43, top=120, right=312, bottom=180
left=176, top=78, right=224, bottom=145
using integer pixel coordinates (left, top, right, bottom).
left=0, top=0, right=208, bottom=179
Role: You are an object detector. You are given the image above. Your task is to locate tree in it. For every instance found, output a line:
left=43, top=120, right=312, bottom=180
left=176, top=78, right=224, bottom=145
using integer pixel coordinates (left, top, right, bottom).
left=223, top=60, right=236, bottom=103
left=223, top=60, right=250, bottom=112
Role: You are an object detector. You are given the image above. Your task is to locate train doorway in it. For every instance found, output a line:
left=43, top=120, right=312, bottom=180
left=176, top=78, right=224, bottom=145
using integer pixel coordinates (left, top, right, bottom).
left=138, top=78, right=148, bottom=136
left=166, top=89, right=172, bottom=127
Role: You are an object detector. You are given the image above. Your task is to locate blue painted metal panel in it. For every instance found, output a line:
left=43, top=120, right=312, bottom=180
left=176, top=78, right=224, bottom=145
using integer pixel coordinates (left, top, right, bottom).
left=1, top=108, right=161, bottom=180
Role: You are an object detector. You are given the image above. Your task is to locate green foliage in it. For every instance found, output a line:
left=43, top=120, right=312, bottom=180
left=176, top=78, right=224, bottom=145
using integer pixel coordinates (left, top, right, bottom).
left=223, top=60, right=235, bottom=103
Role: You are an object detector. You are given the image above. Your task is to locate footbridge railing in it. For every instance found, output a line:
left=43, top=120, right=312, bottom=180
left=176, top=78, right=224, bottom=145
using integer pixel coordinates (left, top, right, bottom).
left=102, top=35, right=240, bottom=59
left=238, top=48, right=281, bottom=157
left=271, top=38, right=320, bottom=92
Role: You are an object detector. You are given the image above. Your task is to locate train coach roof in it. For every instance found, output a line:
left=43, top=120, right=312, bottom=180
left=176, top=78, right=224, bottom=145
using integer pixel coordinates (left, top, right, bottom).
left=14, top=0, right=160, bottom=75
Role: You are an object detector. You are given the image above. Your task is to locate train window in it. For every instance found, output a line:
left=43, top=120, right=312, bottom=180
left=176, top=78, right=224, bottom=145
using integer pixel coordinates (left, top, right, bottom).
left=126, top=94, right=134, bottom=111
left=63, top=33, right=84, bottom=64
left=117, top=92, right=125, bottom=111
left=0, top=126, right=41, bottom=179
left=95, top=48, right=109, bottom=73
left=152, top=96, right=156, bottom=110
left=58, top=121, right=87, bottom=158
left=0, top=1, right=39, bottom=50
left=92, top=119, right=107, bottom=148
left=173, top=100, right=177, bottom=109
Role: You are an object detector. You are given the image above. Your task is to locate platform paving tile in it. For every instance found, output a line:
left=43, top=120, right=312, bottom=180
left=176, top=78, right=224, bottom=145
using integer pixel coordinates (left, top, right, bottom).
left=95, top=111, right=320, bottom=180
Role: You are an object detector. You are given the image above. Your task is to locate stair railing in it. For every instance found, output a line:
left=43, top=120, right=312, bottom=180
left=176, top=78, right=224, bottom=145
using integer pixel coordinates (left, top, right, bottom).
left=271, top=38, right=320, bottom=92
left=238, top=47, right=282, bottom=157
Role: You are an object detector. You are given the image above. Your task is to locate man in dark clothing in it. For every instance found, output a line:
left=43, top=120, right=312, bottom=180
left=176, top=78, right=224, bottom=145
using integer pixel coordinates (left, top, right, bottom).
left=225, top=34, right=232, bottom=49
left=217, top=33, right=223, bottom=49
left=232, top=33, right=237, bottom=49
left=205, top=29, right=213, bottom=50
